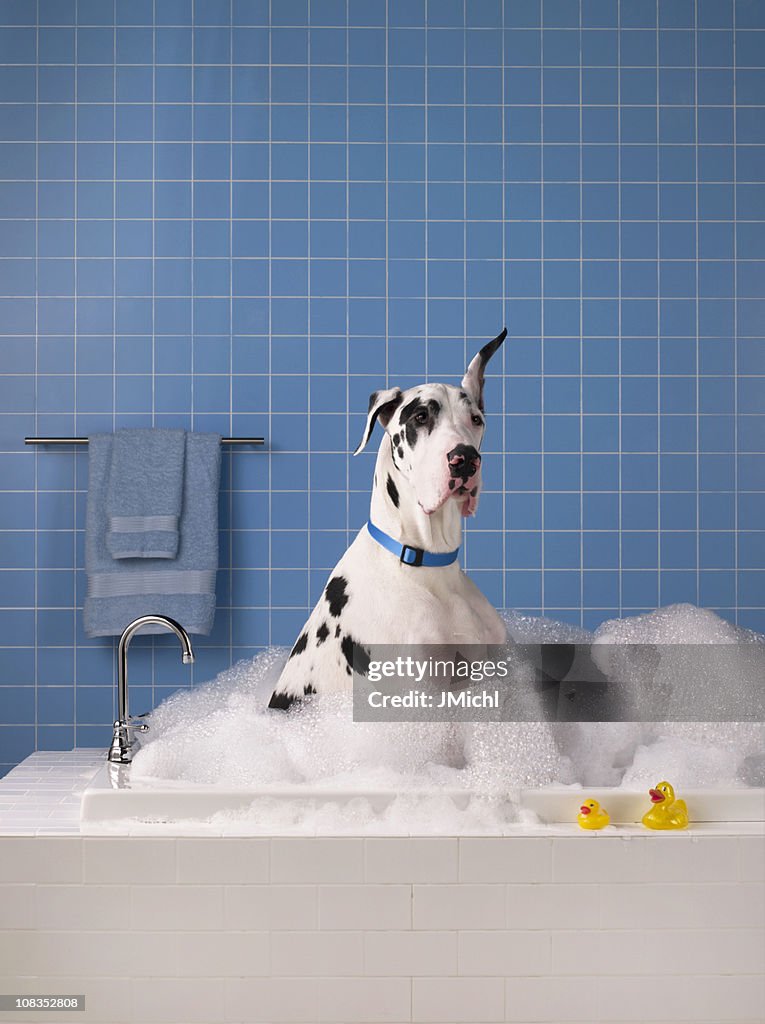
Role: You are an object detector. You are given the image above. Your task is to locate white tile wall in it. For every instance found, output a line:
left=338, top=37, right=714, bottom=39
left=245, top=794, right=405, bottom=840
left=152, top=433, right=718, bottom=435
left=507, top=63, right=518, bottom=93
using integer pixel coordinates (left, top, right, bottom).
left=364, top=930, right=457, bottom=976
left=132, top=883, right=225, bottom=931
left=413, top=883, right=507, bottom=930
left=224, top=883, right=318, bottom=931
left=83, top=838, right=177, bottom=884
left=458, top=837, right=552, bottom=883
left=506, top=882, right=601, bottom=930
left=365, top=837, right=458, bottom=883
left=173, top=931, right=271, bottom=979
left=0, top=835, right=763, bottom=1023
left=270, top=838, right=364, bottom=884
left=316, top=976, right=412, bottom=1022
left=270, top=931, right=363, bottom=977
left=0, top=836, right=82, bottom=882
left=0, top=882, right=34, bottom=928
left=599, top=881, right=765, bottom=930
left=457, top=930, right=551, bottom=977
left=176, top=838, right=270, bottom=884
left=224, top=977, right=317, bottom=1023
left=740, top=836, right=765, bottom=882
left=133, top=977, right=225, bottom=1023
left=412, top=977, right=505, bottom=1022
left=319, top=883, right=412, bottom=930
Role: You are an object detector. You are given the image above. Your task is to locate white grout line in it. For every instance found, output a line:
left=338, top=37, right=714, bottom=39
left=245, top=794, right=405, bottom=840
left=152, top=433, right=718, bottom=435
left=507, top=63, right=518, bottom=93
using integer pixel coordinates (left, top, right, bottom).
left=733, top=0, right=740, bottom=626
left=500, top=0, right=507, bottom=612
left=305, top=0, right=312, bottom=623
left=578, top=0, right=584, bottom=628
left=266, top=0, right=273, bottom=648
left=655, top=0, right=662, bottom=611
left=694, top=0, right=700, bottom=612
left=540, top=0, right=545, bottom=616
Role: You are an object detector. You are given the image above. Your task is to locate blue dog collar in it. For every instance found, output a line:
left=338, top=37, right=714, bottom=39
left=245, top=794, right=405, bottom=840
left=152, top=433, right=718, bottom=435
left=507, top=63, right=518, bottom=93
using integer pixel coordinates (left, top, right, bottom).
left=366, top=520, right=460, bottom=567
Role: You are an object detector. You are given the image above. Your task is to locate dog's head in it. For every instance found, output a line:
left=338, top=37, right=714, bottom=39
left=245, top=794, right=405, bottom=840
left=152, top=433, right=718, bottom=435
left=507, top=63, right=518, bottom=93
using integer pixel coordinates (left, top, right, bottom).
left=354, top=329, right=506, bottom=517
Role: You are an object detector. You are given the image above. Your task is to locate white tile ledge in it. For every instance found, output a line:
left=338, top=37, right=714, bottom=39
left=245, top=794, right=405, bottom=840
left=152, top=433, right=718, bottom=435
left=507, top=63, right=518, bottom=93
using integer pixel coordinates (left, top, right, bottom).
left=1, top=751, right=763, bottom=838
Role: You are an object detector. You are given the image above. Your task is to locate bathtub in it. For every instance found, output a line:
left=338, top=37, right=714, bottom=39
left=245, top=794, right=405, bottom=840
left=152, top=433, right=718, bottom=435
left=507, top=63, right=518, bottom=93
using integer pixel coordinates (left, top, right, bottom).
left=2, top=751, right=764, bottom=1024
left=80, top=762, right=765, bottom=834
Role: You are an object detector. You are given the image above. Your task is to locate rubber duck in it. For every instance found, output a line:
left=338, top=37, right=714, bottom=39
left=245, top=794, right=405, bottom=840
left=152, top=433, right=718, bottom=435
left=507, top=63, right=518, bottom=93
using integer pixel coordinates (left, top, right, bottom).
left=577, top=798, right=610, bottom=830
left=641, top=780, right=688, bottom=830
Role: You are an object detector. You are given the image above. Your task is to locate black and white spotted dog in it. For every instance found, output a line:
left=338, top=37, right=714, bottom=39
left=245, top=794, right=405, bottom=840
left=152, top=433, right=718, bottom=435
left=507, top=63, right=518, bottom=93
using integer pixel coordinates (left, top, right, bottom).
left=269, top=330, right=509, bottom=709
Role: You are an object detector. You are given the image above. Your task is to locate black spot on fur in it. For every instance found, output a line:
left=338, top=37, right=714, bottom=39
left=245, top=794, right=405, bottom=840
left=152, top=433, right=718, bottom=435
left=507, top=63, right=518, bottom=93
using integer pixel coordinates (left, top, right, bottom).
left=470, top=486, right=477, bottom=496
left=386, top=474, right=400, bottom=507
left=399, top=397, right=440, bottom=447
left=401, top=395, right=419, bottom=419
left=448, top=479, right=455, bottom=490
left=268, top=690, right=298, bottom=710
left=398, top=397, right=420, bottom=447
left=335, top=624, right=341, bottom=637
left=316, top=622, right=329, bottom=645
left=392, top=433, right=400, bottom=445
left=397, top=446, right=404, bottom=459
left=367, top=390, right=378, bottom=411
left=304, top=683, right=316, bottom=696
left=341, top=635, right=371, bottom=677
left=325, top=576, right=349, bottom=617
left=289, top=632, right=308, bottom=659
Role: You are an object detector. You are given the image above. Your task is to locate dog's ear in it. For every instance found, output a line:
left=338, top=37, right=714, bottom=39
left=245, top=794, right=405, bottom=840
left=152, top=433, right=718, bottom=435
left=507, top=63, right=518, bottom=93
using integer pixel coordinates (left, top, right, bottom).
left=461, top=327, right=507, bottom=411
left=353, top=387, right=403, bottom=455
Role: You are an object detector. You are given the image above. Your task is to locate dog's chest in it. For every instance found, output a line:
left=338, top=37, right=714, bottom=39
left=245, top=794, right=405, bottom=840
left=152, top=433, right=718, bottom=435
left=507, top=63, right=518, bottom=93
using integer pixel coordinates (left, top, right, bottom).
left=336, top=537, right=502, bottom=646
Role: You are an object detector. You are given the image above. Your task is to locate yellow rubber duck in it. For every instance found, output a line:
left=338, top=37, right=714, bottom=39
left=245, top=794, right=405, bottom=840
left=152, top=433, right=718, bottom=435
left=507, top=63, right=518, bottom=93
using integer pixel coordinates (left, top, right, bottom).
left=641, top=780, right=688, bottom=830
left=577, top=798, right=610, bottom=830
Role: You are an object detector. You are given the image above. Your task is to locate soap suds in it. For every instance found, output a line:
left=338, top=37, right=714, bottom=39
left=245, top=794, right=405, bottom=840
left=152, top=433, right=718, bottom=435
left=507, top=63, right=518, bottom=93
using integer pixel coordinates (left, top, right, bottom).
left=130, top=604, right=764, bottom=828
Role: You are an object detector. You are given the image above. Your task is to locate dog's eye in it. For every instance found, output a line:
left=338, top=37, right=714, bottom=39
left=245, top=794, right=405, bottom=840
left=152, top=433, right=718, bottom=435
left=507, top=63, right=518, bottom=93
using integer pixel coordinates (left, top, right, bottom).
left=471, top=415, right=483, bottom=427
left=414, top=408, right=428, bottom=424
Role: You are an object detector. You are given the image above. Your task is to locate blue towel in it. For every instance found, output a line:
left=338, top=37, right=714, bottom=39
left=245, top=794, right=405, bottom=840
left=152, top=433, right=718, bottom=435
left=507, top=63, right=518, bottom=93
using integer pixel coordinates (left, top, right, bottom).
left=84, top=432, right=221, bottom=637
left=106, top=428, right=185, bottom=559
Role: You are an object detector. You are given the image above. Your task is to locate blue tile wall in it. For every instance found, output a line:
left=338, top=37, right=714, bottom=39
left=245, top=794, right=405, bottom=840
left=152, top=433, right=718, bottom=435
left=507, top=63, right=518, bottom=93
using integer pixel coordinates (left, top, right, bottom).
left=0, top=0, right=764, bottom=775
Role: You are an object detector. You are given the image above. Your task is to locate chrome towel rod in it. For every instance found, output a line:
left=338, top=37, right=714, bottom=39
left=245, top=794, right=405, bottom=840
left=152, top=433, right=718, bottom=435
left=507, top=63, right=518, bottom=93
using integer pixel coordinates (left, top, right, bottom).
left=25, top=436, right=264, bottom=446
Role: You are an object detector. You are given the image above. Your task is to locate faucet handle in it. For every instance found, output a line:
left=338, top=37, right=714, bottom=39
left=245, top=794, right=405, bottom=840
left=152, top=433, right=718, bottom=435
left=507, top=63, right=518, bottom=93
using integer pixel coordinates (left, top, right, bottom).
left=127, top=712, right=150, bottom=733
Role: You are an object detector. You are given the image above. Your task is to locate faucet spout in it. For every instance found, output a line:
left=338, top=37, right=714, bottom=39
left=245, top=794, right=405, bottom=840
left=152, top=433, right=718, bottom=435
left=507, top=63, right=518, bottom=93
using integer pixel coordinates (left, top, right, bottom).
left=108, top=615, right=194, bottom=764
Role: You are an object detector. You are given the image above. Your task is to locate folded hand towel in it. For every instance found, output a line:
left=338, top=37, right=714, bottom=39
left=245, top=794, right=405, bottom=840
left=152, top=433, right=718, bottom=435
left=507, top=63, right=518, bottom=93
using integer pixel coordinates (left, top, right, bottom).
left=106, top=428, right=185, bottom=559
left=84, top=432, right=221, bottom=636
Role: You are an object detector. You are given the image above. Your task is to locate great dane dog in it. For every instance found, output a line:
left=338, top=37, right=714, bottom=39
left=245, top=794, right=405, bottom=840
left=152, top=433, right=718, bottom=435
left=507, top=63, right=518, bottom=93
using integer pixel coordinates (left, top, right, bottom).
left=269, top=329, right=509, bottom=709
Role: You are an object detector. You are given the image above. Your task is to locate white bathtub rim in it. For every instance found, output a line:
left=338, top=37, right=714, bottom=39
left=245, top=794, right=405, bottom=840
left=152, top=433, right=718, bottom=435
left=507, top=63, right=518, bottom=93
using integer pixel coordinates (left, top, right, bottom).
left=79, top=764, right=765, bottom=834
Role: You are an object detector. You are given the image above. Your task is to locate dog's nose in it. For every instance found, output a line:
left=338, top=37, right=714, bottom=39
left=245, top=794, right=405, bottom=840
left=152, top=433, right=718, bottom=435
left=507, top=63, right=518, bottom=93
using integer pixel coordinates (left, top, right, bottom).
left=447, top=445, right=481, bottom=477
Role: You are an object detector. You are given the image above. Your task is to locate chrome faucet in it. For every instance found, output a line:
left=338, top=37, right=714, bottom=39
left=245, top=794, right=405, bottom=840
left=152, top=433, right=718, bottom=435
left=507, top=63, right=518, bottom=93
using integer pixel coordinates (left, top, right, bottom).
left=108, top=615, right=194, bottom=764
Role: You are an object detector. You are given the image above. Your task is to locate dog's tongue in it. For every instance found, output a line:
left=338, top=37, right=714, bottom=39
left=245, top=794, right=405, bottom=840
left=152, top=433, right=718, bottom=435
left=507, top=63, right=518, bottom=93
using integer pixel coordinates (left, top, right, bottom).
left=461, top=493, right=478, bottom=517
left=460, top=468, right=480, bottom=517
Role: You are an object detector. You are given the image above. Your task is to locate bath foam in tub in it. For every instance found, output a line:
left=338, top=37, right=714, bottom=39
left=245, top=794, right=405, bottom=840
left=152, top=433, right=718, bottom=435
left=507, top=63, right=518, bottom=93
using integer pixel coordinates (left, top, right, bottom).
left=132, top=644, right=565, bottom=793
left=592, top=603, right=764, bottom=788
left=130, top=604, right=764, bottom=809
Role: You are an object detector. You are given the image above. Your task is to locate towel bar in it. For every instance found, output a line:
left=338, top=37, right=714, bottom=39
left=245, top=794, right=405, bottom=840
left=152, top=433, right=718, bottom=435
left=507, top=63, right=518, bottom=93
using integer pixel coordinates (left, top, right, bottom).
left=25, top=436, right=265, bottom=446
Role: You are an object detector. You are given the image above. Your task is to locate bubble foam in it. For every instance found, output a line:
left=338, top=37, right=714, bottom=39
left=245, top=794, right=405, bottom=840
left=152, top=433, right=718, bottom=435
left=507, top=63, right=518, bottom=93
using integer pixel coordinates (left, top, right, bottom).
left=130, top=604, right=764, bottom=830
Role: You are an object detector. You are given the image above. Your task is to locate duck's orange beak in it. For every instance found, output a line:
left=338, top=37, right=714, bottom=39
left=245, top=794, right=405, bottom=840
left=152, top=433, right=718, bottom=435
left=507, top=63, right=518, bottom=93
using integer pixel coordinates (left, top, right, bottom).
left=649, top=788, right=665, bottom=803
left=579, top=805, right=590, bottom=815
